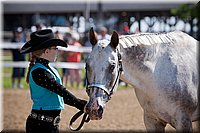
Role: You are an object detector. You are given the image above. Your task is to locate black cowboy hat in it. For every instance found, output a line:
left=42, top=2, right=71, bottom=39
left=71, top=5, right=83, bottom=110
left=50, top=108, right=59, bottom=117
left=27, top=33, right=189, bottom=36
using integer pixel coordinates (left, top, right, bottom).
left=20, top=29, right=67, bottom=54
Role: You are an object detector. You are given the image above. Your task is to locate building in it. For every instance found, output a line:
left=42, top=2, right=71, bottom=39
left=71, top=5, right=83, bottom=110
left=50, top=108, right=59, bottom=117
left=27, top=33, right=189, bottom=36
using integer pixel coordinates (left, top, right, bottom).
left=2, top=0, right=199, bottom=39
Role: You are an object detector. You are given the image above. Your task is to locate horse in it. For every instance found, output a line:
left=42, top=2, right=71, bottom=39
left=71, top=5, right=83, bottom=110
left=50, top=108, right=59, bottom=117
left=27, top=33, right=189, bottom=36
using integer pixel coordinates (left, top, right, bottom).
left=85, top=27, right=199, bottom=132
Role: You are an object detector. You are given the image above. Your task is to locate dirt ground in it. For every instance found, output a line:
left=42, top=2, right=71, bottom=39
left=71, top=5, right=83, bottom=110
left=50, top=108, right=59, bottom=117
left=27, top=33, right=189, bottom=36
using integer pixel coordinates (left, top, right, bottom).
left=3, top=88, right=199, bottom=132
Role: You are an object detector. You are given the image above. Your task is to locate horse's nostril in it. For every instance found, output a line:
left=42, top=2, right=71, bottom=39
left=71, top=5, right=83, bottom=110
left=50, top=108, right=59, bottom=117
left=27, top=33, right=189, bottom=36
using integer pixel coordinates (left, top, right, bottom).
left=98, top=106, right=103, bottom=115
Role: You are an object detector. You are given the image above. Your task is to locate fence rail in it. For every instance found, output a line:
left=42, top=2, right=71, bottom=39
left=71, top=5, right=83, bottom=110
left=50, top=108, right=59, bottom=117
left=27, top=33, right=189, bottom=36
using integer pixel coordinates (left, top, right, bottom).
left=1, top=42, right=92, bottom=69
left=1, top=42, right=92, bottom=52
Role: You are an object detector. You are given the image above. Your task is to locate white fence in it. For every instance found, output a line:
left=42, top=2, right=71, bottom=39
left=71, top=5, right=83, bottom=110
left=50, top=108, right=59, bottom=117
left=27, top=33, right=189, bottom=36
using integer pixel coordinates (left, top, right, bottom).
left=1, top=42, right=92, bottom=69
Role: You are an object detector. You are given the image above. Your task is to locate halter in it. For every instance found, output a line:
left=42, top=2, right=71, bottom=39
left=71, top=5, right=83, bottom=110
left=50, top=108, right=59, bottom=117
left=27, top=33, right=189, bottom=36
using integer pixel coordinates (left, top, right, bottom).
left=69, top=49, right=122, bottom=131
left=86, top=49, right=123, bottom=100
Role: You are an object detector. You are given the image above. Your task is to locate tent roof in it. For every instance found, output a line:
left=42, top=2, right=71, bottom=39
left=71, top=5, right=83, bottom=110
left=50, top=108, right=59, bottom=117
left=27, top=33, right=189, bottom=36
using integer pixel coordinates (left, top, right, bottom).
left=3, top=1, right=197, bottom=14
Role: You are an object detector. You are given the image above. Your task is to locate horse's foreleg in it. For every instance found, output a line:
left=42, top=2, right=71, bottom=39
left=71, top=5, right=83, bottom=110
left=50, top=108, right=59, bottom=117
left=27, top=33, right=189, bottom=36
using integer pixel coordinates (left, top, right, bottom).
left=173, top=111, right=193, bottom=132
left=144, top=112, right=166, bottom=133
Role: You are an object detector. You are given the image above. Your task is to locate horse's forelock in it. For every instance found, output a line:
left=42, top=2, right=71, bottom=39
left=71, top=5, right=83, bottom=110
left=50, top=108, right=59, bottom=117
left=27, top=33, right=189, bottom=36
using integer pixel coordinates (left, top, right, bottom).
left=97, top=40, right=110, bottom=48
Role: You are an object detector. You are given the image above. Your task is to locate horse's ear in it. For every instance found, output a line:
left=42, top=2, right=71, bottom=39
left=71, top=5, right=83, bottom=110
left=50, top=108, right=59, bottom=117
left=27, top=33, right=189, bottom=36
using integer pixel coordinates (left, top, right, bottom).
left=89, top=27, right=98, bottom=46
left=110, top=31, right=119, bottom=49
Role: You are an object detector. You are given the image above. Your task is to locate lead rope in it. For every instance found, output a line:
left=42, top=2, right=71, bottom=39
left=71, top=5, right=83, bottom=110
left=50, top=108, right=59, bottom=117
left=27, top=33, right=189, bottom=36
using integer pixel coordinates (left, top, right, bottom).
left=69, top=111, right=90, bottom=131
left=69, top=65, right=90, bottom=131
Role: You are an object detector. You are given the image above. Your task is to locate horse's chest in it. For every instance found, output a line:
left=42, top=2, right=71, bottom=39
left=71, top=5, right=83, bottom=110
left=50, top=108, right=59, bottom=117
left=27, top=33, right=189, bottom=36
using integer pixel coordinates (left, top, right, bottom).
left=134, top=87, right=153, bottom=109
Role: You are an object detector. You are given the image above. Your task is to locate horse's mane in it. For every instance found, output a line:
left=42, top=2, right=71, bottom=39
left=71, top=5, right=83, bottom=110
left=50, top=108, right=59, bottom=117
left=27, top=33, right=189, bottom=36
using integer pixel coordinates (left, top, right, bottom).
left=117, top=31, right=184, bottom=68
left=118, top=31, right=181, bottom=48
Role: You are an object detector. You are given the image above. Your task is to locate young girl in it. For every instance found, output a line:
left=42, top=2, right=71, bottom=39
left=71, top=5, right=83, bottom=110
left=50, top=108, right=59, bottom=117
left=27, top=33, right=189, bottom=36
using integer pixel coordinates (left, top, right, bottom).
left=20, top=29, right=87, bottom=133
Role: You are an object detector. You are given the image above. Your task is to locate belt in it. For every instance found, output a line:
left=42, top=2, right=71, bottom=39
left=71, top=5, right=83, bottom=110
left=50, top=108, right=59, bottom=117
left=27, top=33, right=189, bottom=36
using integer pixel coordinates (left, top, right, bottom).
left=29, top=112, right=61, bottom=126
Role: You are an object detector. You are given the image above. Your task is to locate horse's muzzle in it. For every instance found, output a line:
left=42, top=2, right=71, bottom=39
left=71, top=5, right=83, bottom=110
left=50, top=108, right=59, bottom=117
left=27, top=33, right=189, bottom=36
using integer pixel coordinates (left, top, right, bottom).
left=86, top=102, right=104, bottom=120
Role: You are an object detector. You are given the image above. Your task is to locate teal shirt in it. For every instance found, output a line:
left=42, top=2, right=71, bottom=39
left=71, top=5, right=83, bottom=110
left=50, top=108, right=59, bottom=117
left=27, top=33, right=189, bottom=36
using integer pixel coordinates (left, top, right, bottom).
left=29, top=63, right=64, bottom=110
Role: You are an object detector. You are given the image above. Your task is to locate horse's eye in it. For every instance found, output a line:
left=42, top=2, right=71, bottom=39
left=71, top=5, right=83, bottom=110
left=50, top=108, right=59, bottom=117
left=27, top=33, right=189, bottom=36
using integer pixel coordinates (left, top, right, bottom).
left=110, top=65, right=115, bottom=70
left=103, top=93, right=108, bottom=99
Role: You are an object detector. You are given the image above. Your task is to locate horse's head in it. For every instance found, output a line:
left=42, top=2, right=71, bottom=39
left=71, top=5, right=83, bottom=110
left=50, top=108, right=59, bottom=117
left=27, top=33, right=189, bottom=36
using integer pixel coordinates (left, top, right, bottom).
left=85, top=27, right=122, bottom=120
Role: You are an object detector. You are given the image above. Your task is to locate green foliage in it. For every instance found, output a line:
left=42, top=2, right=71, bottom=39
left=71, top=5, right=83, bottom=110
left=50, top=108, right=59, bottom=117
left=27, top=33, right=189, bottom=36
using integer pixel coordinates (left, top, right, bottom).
left=171, top=3, right=200, bottom=21
left=196, top=2, right=200, bottom=18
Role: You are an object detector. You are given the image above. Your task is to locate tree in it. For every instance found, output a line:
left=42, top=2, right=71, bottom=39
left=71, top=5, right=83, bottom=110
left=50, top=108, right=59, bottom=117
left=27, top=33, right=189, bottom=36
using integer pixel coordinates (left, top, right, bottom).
left=171, top=2, right=200, bottom=40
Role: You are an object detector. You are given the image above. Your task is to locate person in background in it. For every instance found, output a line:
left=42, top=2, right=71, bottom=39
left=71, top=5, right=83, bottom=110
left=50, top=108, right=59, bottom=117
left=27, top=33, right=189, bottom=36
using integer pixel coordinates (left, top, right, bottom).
left=20, top=29, right=87, bottom=133
left=61, top=32, right=71, bottom=87
left=82, top=32, right=92, bottom=87
left=98, top=26, right=111, bottom=40
left=35, top=23, right=42, bottom=31
left=66, top=32, right=82, bottom=88
left=54, top=30, right=63, bottom=40
left=11, top=26, right=26, bottom=89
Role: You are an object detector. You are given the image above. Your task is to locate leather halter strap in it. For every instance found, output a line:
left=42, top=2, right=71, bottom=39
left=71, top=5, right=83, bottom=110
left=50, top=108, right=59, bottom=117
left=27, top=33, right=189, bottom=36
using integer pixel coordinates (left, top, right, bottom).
left=86, top=49, right=123, bottom=100
left=87, top=84, right=111, bottom=97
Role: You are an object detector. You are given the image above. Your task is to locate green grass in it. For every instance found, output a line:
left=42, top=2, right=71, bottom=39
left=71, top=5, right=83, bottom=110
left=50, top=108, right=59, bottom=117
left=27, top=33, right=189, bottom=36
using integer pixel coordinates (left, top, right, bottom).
left=3, top=66, right=29, bottom=89
left=2, top=50, right=28, bottom=89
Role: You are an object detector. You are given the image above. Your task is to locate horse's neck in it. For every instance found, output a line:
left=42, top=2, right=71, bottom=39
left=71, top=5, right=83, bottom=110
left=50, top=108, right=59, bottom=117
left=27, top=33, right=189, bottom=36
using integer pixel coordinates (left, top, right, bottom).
left=117, top=32, right=171, bottom=90
left=118, top=42, right=157, bottom=90
left=118, top=40, right=158, bottom=69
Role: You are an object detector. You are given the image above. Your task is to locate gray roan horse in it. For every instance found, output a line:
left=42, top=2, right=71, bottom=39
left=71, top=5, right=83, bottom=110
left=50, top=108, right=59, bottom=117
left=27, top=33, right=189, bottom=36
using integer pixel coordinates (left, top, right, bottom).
left=85, top=27, right=199, bottom=132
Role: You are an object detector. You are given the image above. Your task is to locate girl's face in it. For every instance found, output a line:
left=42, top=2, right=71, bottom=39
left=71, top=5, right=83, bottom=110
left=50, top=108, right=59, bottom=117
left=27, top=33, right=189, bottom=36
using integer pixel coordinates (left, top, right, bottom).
left=46, top=46, right=59, bottom=62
